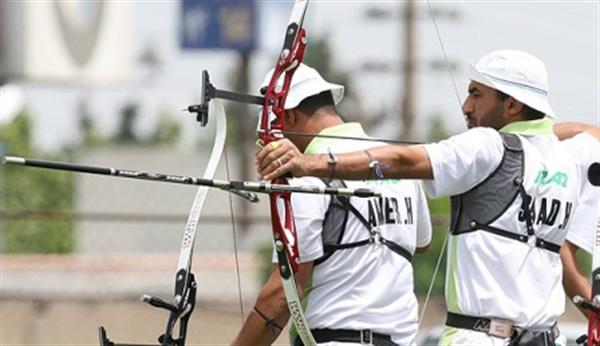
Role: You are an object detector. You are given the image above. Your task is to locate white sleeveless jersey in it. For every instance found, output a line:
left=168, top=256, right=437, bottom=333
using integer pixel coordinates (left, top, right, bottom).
left=273, top=123, right=432, bottom=345
left=423, top=121, right=599, bottom=329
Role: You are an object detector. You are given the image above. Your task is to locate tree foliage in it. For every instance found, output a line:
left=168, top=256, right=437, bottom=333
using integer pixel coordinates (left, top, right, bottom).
left=1, top=115, right=74, bottom=253
left=413, top=197, right=450, bottom=296
left=113, top=102, right=139, bottom=143
left=78, top=99, right=106, bottom=147
left=112, top=101, right=182, bottom=146
left=303, top=36, right=362, bottom=123
left=150, top=110, right=182, bottom=145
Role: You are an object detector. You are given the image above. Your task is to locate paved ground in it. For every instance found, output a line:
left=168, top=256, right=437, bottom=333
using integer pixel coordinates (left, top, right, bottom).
left=1, top=253, right=269, bottom=345
left=1, top=299, right=290, bottom=346
left=0, top=254, right=588, bottom=345
left=0, top=296, right=586, bottom=346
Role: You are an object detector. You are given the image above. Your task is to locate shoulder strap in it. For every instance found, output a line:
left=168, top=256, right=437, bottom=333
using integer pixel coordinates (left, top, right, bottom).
left=316, top=179, right=413, bottom=264
left=449, top=133, right=560, bottom=254
left=314, top=179, right=351, bottom=265
left=450, top=132, right=524, bottom=234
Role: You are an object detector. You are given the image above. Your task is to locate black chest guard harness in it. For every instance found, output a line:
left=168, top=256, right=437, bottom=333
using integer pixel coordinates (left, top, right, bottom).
left=314, top=179, right=413, bottom=266
left=449, top=133, right=560, bottom=254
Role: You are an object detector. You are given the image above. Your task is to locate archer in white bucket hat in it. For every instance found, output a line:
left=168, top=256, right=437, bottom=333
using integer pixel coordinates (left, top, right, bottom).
left=254, top=49, right=600, bottom=346
left=260, top=63, right=344, bottom=110
left=468, top=49, right=555, bottom=118
left=241, top=63, right=433, bottom=346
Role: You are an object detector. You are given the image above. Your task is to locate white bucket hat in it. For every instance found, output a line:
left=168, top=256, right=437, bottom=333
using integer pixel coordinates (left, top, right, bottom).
left=260, top=63, right=344, bottom=110
left=468, top=49, right=555, bottom=118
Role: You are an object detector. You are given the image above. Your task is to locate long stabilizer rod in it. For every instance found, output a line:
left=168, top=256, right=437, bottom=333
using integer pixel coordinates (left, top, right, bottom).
left=3, top=156, right=259, bottom=203
left=2, top=156, right=380, bottom=198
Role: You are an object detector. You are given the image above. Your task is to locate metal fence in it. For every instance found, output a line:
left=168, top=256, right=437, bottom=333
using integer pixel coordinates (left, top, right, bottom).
left=1, top=147, right=273, bottom=304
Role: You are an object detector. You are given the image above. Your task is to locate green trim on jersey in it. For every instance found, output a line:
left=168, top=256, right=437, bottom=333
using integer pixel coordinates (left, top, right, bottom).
left=499, top=118, right=554, bottom=136
left=304, top=122, right=368, bottom=154
left=446, top=235, right=461, bottom=313
left=439, top=326, right=460, bottom=345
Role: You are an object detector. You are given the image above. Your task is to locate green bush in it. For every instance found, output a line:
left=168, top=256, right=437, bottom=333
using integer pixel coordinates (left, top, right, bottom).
left=1, top=115, right=74, bottom=254
left=413, top=196, right=450, bottom=297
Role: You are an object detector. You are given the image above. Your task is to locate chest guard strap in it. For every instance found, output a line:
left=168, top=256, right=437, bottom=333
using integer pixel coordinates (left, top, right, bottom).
left=449, top=133, right=560, bottom=254
left=314, top=179, right=413, bottom=265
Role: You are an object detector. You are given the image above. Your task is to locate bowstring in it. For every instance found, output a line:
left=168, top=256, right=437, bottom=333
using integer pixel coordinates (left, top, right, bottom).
left=426, top=0, right=463, bottom=111
left=418, top=233, right=448, bottom=326
left=418, top=0, right=465, bottom=329
left=224, top=144, right=245, bottom=323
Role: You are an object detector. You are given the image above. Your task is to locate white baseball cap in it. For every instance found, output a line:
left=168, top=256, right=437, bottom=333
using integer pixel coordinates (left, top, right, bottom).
left=468, top=49, right=555, bottom=118
left=260, top=63, right=344, bottom=110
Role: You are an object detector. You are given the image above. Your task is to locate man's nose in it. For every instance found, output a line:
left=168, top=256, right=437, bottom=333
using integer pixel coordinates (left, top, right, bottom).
left=461, top=104, right=469, bottom=116
left=461, top=98, right=472, bottom=116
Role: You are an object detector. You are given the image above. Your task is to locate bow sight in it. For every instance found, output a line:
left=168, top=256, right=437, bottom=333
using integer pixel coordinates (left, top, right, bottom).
left=187, top=70, right=264, bottom=126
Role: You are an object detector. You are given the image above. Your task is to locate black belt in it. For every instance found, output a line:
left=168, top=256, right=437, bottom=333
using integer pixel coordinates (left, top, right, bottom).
left=446, top=312, right=559, bottom=343
left=294, top=329, right=397, bottom=346
left=446, top=312, right=521, bottom=338
left=468, top=222, right=561, bottom=254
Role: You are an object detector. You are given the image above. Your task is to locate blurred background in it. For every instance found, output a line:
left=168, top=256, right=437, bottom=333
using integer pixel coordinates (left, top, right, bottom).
left=1, top=1, right=598, bottom=345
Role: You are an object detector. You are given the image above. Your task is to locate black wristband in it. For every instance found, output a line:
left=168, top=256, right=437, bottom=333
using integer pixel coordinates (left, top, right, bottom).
left=253, top=306, right=284, bottom=332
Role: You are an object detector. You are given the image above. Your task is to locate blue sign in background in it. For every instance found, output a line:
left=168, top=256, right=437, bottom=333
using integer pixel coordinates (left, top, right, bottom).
left=180, top=0, right=256, bottom=52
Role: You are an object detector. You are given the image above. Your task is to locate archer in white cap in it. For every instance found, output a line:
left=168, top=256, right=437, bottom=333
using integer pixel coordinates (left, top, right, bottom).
left=232, top=63, right=433, bottom=346
left=256, top=51, right=600, bottom=346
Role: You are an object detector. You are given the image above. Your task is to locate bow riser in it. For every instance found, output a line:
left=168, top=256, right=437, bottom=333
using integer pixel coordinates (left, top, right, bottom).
left=259, top=0, right=308, bottom=282
left=270, top=191, right=300, bottom=273
left=258, top=1, right=316, bottom=345
left=259, top=28, right=307, bottom=141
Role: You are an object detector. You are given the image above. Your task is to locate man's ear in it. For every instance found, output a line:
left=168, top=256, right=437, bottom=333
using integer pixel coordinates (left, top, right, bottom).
left=506, top=97, right=524, bottom=117
left=285, top=109, right=298, bottom=127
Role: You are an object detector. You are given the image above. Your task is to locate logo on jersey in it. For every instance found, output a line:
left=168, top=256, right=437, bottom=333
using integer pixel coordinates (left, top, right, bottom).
left=367, top=196, right=414, bottom=227
left=534, top=170, right=568, bottom=188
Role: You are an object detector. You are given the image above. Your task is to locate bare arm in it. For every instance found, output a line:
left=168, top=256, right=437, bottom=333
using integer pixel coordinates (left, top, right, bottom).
left=416, top=245, right=430, bottom=254
left=231, top=262, right=313, bottom=346
left=257, top=140, right=433, bottom=181
left=560, top=240, right=591, bottom=318
left=554, top=122, right=600, bottom=141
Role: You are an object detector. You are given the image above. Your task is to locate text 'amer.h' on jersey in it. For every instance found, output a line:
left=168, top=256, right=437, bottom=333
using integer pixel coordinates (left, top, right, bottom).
left=273, top=123, right=433, bottom=346
left=422, top=118, right=600, bottom=330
